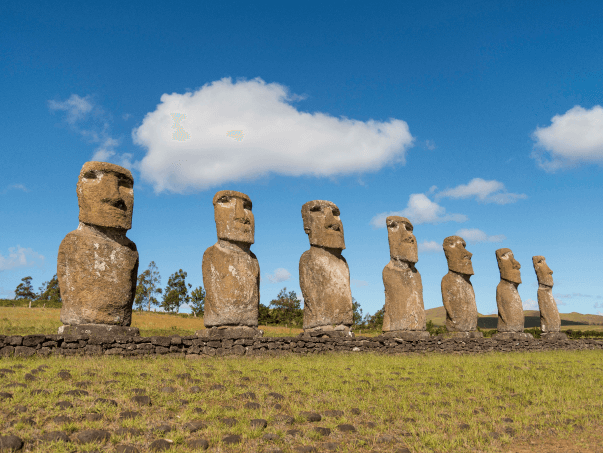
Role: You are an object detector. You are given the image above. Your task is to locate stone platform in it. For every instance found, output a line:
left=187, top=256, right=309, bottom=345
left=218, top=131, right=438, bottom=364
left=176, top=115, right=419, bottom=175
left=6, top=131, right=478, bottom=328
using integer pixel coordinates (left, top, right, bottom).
left=381, top=330, right=430, bottom=340
left=195, top=326, right=263, bottom=339
left=491, top=332, right=534, bottom=340
left=57, top=324, right=140, bottom=336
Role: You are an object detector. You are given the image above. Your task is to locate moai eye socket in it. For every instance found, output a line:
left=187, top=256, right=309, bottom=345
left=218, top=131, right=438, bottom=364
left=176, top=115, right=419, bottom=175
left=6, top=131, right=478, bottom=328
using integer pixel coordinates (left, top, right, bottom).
left=244, top=201, right=252, bottom=211
left=310, top=205, right=321, bottom=212
left=118, top=177, right=133, bottom=189
left=218, top=196, right=230, bottom=204
left=332, top=209, right=340, bottom=217
left=83, top=171, right=97, bottom=180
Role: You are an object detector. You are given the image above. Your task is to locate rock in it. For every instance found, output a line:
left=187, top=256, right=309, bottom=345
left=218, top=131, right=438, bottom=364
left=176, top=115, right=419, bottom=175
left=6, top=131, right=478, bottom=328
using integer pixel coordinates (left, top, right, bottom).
left=114, top=428, right=143, bottom=437
left=299, top=200, right=353, bottom=330
left=459, top=423, right=470, bottom=430
left=300, top=412, right=321, bottom=422
left=250, top=419, right=268, bottom=429
left=0, top=393, right=13, bottom=400
left=337, top=424, right=356, bottom=433
left=179, top=399, right=189, bottom=406
left=39, top=431, right=70, bottom=442
left=13, top=406, right=26, bottom=414
left=56, top=401, right=73, bottom=409
left=495, top=249, right=524, bottom=332
left=240, top=391, right=256, bottom=400
left=441, top=236, right=478, bottom=332
left=267, top=392, right=285, bottom=401
left=160, top=387, right=175, bottom=393
left=293, top=446, right=317, bottom=453
left=262, top=433, right=279, bottom=441
left=74, top=429, right=111, bottom=444
left=131, top=395, right=151, bottom=406
left=23, top=373, right=36, bottom=382
left=152, top=425, right=172, bottom=435
left=210, top=384, right=225, bottom=390
left=115, top=445, right=140, bottom=453
left=323, top=410, right=343, bottom=418
left=189, top=386, right=201, bottom=393
left=149, top=439, right=173, bottom=451
left=0, top=435, right=23, bottom=451
left=377, top=435, right=397, bottom=443
left=75, top=381, right=92, bottom=388
left=94, top=398, right=118, bottom=406
left=57, top=371, right=72, bottom=380
left=321, top=442, right=339, bottom=451
left=382, top=217, right=426, bottom=333
left=186, top=439, right=209, bottom=450
left=202, top=191, right=259, bottom=329
left=351, top=408, right=360, bottom=415
left=244, top=402, right=261, bottom=410
left=313, top=427, right=331, bottom=436
left=58, top=161, right=138, bottom=329
left=274, top=415, right=295, bottom=425
left=51, top=415, right=72, bottom=424
left=85, top=413, right=103, bottom=421
left=183, top=421, right=207, bottom=433
left=222, top=435, right=241, bottom=445
left=118, top=411, right=140, bottom=420
left=220, top=418, right=238, bottom=427
left=65, top=389, right=88, bottom=397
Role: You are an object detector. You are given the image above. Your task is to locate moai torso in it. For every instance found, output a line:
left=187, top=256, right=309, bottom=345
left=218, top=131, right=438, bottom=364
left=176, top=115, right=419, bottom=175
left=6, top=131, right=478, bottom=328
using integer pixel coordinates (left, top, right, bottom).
left=441, top=236, right=477, bottom=332
left=496, top=248, right=524, bottom=332
left=58, top=162, right=138, bottom=327
left=533, top=255, right=560, bottom=333
left=382, top=216, right=425, bottom=332
left=202, top=190, right=259, bottom=328
left=299, top=200, right=353, bottom=330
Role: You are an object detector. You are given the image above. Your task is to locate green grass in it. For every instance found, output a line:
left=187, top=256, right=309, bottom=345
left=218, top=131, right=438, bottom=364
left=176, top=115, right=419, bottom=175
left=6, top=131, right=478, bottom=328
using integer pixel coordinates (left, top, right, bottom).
left=1, top=350, right=602, bottom=452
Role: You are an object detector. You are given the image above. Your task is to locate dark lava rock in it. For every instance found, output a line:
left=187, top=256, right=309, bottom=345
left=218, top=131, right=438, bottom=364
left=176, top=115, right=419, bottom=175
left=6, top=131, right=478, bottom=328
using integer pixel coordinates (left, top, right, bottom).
left=160, top=387, right=176, bottom=393
left=222, top=435, right=241, bottom=445
left=377, top=435, right=397, bottom=443
left=51, top=415, right=72, bottom=424
left=0, top=434, right=23, bottom=451
left=57, top=371, right=72, bottom=380
left=502, top=417, right=514, bottom=423
left=65, top=389, right=88, bottom=397
left=337, top=424, right=356, bottom=433
left=488, top=432, right=500, bottom=439
left=239, top=391, right=256, bottom=400
left=115, top=427, right=144, bottom=437
left=183, top=421, right=207, bottom=433
left=149, top=439, right=173, bottom=451
left=394, top=448, right=412, bottom=453
left=131, top=395, right=151, bottom=406
left=267, top=392, right=285, bottom=401
left=115, top=445, right=140, bottom=453
left=220, top=418, right=238, bottom=427
left=139, top=373, right=148, bottom=377
left=323, top=410, right=343, bottom=418
left=210, top=384, right=225, bottom=390
left=153, top=425, right=173, bottom=435
left=459, top=423, right=470, bottom=430
left=350, top=408, right=361, bottom=415
left=75, top=381, right=92, bottom=388
left=6, top=383, right=26, bottom=389
left=286, top=429, right=302, bottom=437
left=13, top=406, right=27, bottom=414
left=84, top=413, right=103, bottom=421
left=293, top=446, right=317, bottom=453
left=273, top=403, right=283, bottom=410
left=104, top=380, right=120, bottom=385
left=179, top=399, right=189, bottom=405
left=131, top=388, right=146, bottom=394
left=31, top=390, right=49, bottom=396
left=187, top=439, right=209, bottom=450
left=313, top=427, right=331, bottom=436
left=262, top=433, right=279, bottom=441
left=189, top=386, right=201, bottom=393
left=74, top=429, right=111, bottom=444
left=274, top=415, right=295, bottom=425
left=95, top=398, right=118, bottom=407
left=244, top=402, right=261, bottom=410
left=0, top=369, right=15, bottom=374
left=321, top=442, right=339, bottom=451
left=251, top=419, right=268, bottom=429
left=0, top=392, right=13, bottom=400
left=119, top=411, right=141, bottom=420
left=40, top=431, right=70, bottom=442
left=12, top=417, right=36, bottom=427
left=176, top=373, right=192, bottom=380
left=192, top=407, right=205, bottom=414
left=300, top=412, right=321, bottom=422
left=23, top=373, right=36, bottom=382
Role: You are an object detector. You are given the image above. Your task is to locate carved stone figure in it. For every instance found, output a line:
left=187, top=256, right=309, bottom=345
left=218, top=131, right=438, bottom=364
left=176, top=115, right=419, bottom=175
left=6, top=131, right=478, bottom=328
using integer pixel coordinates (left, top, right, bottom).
left=382, top=217, right=429, bottom=339
left=58, top=161, right=140, bottom=336
left=493, top=248, right=532, bottom=340
left=198, top=190, right=261, bottom=338
left=533, top=255, right=566, bottom=340
left=299, top=200, right=353, bottom=335
left=441, top=236, right=482, bottom=338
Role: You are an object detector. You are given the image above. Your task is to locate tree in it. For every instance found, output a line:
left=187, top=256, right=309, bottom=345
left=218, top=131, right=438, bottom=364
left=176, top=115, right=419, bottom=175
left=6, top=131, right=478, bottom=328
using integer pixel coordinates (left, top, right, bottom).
left=15, top=276, right=37, bottom=300
left=269, top=287, right=303, bottom=327
left=38, top=275, right=62, bottom=303
left=134, top=261, right=162, bottom=311
left=161, top=269, right=190, bottom=313
left=352, top=297, right=363, bottom=327
left=189, top=286, right=206, bottom=317
left=363, top=306, right=385, bottom=330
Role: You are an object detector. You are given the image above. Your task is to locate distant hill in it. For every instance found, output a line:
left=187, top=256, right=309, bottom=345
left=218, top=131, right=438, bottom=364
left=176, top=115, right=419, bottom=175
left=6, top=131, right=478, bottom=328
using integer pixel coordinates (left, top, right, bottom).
left=425, top=306, right=603, bottom=328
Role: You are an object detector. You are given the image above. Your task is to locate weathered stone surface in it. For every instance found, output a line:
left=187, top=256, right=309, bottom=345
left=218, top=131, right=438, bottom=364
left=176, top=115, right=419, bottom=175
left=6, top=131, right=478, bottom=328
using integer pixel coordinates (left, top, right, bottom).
left=533, top=255, right=561, bottom=333
left=0, top=435, right=23, bottom=450
left=74, top=429, right=111, bottom=444
left=58, top=324, right=139, bottom=336
left=441, top=236, right=478, bottom=332
left=447, top=331, right=483, bottom=339
left=196, top=326, right=261, bottom=339
left=382, top=331, right=430, bottom=340
left=58, top=162, right=138, bottom=328
left=491, top=332, right=533, bottom=340
left=496, top=248, right=524, bottom=332
left=382, top=216, right=425, bottom=332
left=202, top=191, right=259, bottom=328
left=299, top=200, right=352, bottom=330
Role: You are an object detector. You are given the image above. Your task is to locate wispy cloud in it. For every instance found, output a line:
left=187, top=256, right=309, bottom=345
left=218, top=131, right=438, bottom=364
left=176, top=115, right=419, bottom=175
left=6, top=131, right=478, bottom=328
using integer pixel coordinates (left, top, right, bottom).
left=351, top=279, right=368, bottom=287
left=2, top=184, right=29, bottom=194
left=523, top=298, right=539, bottom=310
left=455, top=228, right=505, bottom=244
left=0, top=246, right=45, bottom=271
left=531, top=105, right=603, bottom=171
left=48, top=94, right=93, bottom=124
left=266, top=268, right=291, bottom=284
left=435, top=178, right=527, bottom=204
left=133, top=77, right=415, bottom=193
left=418, top=240, right=442, bottom=254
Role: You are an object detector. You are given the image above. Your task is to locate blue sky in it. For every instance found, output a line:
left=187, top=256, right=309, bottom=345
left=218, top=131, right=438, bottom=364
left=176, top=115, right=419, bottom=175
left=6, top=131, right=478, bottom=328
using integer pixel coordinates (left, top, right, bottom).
left=1, top=0, right=602, bottom=317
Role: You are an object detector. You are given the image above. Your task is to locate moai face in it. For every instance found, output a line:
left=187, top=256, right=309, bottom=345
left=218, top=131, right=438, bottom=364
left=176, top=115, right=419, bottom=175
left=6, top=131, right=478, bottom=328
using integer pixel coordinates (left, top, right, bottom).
left=496, top=248, right=521, bottom=284
left=301, top=200, right=345, bottom=250
left=77, top=161, right=134, bottom=230
left=443, top=236, right=474, bottom=275
left=213, top=190, right=254, bottom=244
left=386, top=216, right=418, bottom=263
left=533, top=255, right=553, bottom=287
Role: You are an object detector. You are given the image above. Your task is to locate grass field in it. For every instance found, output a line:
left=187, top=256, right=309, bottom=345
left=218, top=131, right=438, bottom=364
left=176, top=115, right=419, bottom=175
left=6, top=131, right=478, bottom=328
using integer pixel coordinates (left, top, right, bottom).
left=1, top=351, right=602, bottom=452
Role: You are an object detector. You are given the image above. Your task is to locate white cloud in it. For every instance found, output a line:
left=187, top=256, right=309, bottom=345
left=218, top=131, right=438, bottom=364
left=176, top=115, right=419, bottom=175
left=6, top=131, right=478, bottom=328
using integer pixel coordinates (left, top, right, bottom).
left=531, top=105, right=603, bottom=171
left=351, top=279, right=368, bottom=287
left=370, top=193, right=467, bottom=228
left=2, top=184, right=29, bottom=194
left=424, top=140, right=436, bottom=150
left=523, top=298, right=538, bottom=310
left=455, top=228, right=506, bottom=244
left=133, top=77, right=415, bottom=193
left=435, top=178, right=527, bottom=204
left=418, top=240, right=442, bottom=254
left=266, top=268, right=291, bottom=284
left=48, top=94, right=93, bottom=124
left=0, top=246, right=45, bottom=271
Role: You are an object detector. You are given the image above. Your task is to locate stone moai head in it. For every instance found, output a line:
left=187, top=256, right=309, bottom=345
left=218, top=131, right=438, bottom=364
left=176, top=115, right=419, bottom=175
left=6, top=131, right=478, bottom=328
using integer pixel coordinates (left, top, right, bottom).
left=213, top=190, right=254, bottom=244
left=443, top=236, right=474, bottom=275
left=77, top=161, right=134, bottom=230
left=301, top=200, right=345, bottom=250
left=496, top=248, right=521, bottom=284
left=386, top=216, right=417, bottom=263
left=532, top=255, right=553, bottom=287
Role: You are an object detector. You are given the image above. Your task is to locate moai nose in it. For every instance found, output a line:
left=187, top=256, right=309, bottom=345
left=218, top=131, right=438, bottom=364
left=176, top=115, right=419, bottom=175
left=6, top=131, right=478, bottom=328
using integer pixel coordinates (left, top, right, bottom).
left=234, top=198, right=247, bottom=221
left=100, top=174, right=122, bottom=203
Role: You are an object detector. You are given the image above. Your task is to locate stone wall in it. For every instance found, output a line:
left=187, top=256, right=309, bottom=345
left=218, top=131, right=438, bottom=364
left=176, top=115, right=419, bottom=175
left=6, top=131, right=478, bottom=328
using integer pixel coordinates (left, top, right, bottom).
left=1, top=334, right=603, bottom=359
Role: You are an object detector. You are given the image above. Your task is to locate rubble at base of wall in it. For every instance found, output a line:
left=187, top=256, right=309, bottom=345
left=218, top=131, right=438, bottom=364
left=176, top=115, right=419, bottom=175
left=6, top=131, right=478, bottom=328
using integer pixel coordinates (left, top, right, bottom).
left=0, top=333, right=602, bottom=358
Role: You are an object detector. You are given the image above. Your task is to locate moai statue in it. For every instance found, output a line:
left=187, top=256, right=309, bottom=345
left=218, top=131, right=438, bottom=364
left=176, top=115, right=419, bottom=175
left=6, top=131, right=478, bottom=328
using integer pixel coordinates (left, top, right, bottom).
left=441, top=236, right=482, bottom=338
left=493, top=248, right=533, bottom=340
left=198, top=190, right=262, bottom=339
left=299, top=200, right=353, bottom=336
left=533, top=256, right=567, bottom=340
left=382, top=216, right=429, bottom=339
left=57, top=161, right=140, bottom=336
